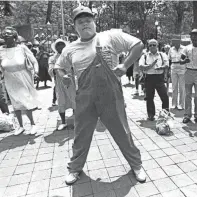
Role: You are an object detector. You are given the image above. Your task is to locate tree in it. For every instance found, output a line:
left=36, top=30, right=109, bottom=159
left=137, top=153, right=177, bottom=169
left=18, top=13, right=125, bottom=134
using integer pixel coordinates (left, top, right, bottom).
left=193, top=1, right=197, bottom=28
left=46, top=1, right=53, bottom=24
left=2, top=1, right=13, bottom=16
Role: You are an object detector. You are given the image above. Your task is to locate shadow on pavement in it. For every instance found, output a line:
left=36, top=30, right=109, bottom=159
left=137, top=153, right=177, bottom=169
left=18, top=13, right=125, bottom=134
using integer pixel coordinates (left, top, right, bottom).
left=44, top=128, right=74, bottom=147
left=36, top=86, right=52, bottom=91
left=132, top=95, right=145, bottom=101
left=170, top=108, right=184, bottom=118
left=50, top=171, right=141, bottom=197
left=182, top=123, right=197, bottom=137
left=95, top=120, right=106, bottom=133
left=136, top=119, right=156, bottom=131
left=48, top=105, right=58, bottom=112
left=0, top=133, right=41, bottom=154
left=122, top=83, right=135, bottom=88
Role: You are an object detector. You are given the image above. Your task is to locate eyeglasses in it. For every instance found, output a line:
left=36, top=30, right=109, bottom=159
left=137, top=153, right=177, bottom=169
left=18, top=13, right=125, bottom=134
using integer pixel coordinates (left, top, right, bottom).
left=149, top=44, right=157, bottom=47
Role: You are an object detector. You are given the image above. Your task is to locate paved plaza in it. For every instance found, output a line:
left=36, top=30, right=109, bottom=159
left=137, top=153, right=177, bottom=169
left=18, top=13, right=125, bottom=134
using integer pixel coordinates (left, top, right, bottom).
left=0, top=77, right=197, bottom=197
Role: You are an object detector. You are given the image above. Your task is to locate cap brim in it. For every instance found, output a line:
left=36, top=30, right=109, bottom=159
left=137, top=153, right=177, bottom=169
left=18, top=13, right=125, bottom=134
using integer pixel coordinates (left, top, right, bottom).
left=74, top=12, right=94, bottom=21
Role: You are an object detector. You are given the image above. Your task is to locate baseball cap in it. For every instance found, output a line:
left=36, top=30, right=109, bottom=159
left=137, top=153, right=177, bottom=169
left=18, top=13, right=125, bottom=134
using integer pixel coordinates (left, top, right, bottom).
left=73, top=6, right=94, bottom=21
left=190, top=29, right=197, bottom=35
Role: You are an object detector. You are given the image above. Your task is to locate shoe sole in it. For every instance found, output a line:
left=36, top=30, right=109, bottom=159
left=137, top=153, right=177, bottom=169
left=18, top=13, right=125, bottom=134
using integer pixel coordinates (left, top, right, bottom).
left=57, top=125, right=67, bottom=131
left=65, top=177, right=79, bottom=185
left=65, top=171, right=82, bottom=185
left=136, top=178, right=146, bottom=183
left=132, top=170, right=146, bottom=183
left=14, top=129, right=25, bottom=136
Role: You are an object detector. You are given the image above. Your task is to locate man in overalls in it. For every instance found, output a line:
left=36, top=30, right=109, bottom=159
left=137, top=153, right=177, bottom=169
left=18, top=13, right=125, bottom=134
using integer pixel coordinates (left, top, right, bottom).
left=55, top=6, right=146, bottom=185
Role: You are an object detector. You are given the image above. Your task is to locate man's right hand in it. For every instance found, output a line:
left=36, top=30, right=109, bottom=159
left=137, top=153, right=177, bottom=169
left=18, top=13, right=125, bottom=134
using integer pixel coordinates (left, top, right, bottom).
left=62, top=75, right=71, bottom=87
left=151, top=59, right=158, bottom=67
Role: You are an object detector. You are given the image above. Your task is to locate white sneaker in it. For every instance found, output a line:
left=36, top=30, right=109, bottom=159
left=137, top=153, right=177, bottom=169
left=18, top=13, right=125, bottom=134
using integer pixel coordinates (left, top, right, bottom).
left=133, top=168, right=146, bottom=183
left=65, top=172, right=80, bottom=185
left=177, top=105, right=184, bottom=110
left=14, top=127, right=25, bottom=135
left=30, top=125, right=37, bottom=135
left=58, top=124, right=67, bottom=131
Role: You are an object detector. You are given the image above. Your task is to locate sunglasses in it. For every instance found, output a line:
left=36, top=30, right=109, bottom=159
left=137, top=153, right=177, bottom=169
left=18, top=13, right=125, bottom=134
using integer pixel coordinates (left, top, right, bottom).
left=149, top=44, right=157, bottom=47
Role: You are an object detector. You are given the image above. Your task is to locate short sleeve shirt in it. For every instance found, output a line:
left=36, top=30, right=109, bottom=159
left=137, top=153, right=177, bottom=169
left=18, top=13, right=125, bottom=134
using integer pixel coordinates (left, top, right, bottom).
left=139, top=51, right=169, bottom=74
left=55, top=30, right=141, bottom=80
left=168, top=45, right=186, bottom=71
left=182, top=44, right=197, bottom=69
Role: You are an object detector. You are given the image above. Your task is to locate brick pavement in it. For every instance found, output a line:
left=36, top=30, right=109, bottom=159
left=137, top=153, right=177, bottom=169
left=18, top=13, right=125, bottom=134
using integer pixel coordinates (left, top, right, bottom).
left=0, top=78, right=197, bottom=197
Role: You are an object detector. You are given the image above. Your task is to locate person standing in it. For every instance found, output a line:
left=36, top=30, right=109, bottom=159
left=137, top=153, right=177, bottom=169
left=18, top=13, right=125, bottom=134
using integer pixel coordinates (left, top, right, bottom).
left=181, top=29, right=197, bottom=123
left=139, top=39, right=169, bottom=121
left=0, top=73, right=9, bottom=114
left=55, top=6, right=146, bottom=185
left=36, top=45, right=52, bottom=88
left=49, top=39, right=75, bottom=130
left=0, top=26, right=39, bottom=135
left=168, top=36, right=186, bottom=110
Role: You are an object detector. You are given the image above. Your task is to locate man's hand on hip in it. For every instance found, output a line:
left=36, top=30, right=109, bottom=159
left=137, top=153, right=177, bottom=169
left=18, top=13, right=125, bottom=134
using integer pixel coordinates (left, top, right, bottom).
left=62, top=75, right=72, bottom=87
left=113, top=64, right=127, bottom=77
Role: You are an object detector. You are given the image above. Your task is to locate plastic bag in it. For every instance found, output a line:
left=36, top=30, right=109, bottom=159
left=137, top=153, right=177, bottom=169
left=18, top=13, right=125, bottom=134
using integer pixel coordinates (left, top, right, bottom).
left=156, top=109, right=174, bottom=135
left=0, top=114, right=15, bottom=132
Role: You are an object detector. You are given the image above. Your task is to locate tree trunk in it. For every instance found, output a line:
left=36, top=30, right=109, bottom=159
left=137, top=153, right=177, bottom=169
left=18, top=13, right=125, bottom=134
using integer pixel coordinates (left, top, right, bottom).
left=193, top=1, right=197, bottom=28
left=113, top=2, right=116, bottom=28
left=175, top=12, right=183, bottom=34
left=89, top=1, right=93, bottom=10
left=45, top=1, right=53, bottom=24
left=3, top=1, right=12, bottom=16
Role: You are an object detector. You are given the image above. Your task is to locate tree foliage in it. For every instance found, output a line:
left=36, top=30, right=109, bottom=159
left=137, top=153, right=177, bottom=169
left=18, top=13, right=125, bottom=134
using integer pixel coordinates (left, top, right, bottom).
left=0, top=0, right=195, bottom=42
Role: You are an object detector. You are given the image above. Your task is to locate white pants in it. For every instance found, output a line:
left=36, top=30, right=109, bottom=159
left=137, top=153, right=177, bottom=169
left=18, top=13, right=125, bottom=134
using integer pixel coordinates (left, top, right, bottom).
left=171, top=70, right=185, bottom=108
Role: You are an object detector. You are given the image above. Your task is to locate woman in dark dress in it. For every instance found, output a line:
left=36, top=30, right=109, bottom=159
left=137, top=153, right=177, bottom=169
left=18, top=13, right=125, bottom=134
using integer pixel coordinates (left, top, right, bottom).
left=36, top=45, right=52, bottom=88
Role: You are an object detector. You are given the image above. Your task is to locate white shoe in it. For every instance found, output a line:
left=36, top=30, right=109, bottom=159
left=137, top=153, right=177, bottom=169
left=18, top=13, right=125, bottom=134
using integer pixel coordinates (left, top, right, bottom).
left=25, top=130, right=31, bottom=135
left=177, top=105, right=184, bottom=110
left=30, top=125, right=37, bottom=135
left=14, top=127, right=25, bottom=135
left=65, top=172, right=80, bottom=185
left=133, top=168, right=146, bottom=183
left=58, top=124, right=67, bottom=131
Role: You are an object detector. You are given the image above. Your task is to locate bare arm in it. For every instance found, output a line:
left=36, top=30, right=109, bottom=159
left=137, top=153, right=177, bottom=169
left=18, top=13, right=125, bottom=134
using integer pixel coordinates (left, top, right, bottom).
left=123, top=42, right=144, bottom=70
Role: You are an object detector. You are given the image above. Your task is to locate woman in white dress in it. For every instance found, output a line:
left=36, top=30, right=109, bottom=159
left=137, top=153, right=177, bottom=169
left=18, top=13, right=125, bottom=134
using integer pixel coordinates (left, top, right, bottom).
left=49, top=39, right=75, bottom=130
left=0, top=27, right=39, bottom=135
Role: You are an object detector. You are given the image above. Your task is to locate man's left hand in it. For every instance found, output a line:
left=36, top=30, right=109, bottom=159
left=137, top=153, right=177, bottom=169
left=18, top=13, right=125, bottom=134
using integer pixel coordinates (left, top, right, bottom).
left=113, top=64, right=127, bottom=77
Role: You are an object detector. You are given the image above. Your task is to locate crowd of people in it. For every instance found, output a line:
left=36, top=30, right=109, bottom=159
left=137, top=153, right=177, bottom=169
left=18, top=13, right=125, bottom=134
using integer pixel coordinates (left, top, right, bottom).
left=123, top=31, right=197, bottom=124
left=0, top=5, right=197, bottom=186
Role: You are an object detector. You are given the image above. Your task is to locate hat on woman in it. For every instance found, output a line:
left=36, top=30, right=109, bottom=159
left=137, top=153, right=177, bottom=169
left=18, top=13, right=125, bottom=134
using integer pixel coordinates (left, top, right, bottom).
left=1, top=26, right=18, bottom=40
left=51, top=39, right=67, bottom=53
